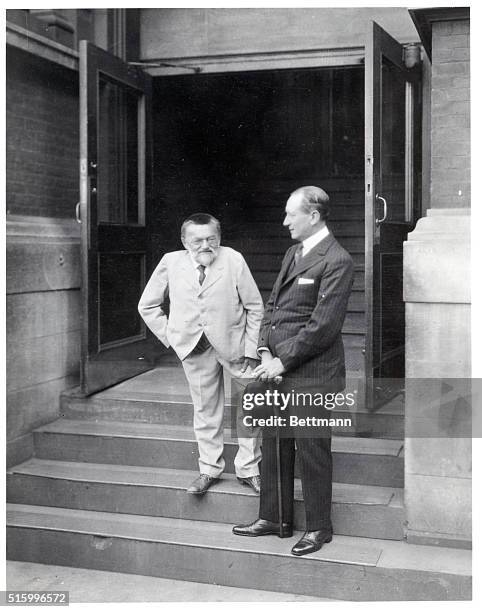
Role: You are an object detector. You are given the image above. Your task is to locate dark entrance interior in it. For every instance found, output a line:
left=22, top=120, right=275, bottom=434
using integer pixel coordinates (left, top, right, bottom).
left=150, top=67, right=366, bottom=377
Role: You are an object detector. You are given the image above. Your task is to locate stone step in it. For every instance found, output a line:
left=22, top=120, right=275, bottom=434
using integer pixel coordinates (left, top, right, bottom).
left=33, top=420, right=404, bottom=487
left=61, top=364, right=405, bottom=439
left=6, top=504, right=471, bottom=601
left=7, top=459, right=404, bottom=539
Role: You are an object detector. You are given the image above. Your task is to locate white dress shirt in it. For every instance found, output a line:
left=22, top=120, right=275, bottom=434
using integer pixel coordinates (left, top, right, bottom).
left=300, top=225, right=330, bottom=257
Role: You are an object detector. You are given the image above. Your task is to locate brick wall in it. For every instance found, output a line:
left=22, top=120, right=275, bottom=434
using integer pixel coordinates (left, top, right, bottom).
left=6, top=46, right=79, bottom=218
left=431, top=19, right=470, bottom=208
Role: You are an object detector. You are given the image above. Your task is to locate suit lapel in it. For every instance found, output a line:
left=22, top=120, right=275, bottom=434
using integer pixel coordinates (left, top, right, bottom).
left=275, top=245, right=298, bottom=295
left=198, top=250, right=224, bottom=294
left=180, top=251, right=200, bottom=291
left=281, top=233, right=335, bottom=288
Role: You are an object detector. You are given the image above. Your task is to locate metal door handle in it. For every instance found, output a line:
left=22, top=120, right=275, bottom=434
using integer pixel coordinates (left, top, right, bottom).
left=375, top=194, right=387, bottom=226
left=75, top=202, right=81, bottom=224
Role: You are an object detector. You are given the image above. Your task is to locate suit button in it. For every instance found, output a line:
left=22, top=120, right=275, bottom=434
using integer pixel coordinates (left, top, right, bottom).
left=271, top=325, right=276, bottom=330
left=275, top=306, right=280, bottom=310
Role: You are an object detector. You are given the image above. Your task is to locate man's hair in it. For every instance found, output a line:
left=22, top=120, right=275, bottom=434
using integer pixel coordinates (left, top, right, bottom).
left=181, top=213, right=221, bottom=239
left=290, top=186, right=330, bottom=221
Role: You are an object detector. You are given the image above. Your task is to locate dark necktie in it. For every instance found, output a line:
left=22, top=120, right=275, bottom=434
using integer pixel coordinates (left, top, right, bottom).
left=288, top=244, right=303, bottom=274
left=197, top=264, right=206, bottom=285
left=191, top=264, right=211, bottom=355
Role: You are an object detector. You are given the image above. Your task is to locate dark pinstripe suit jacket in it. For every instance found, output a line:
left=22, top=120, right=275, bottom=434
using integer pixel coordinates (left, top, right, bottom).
left=259, top=233, right=354, bottom=389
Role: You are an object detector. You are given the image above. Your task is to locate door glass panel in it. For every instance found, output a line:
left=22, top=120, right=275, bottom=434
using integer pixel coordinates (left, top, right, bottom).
left=98, top=75, right=140, bottom=224
left=98, top=252, right=145, bottom=346
left=381, top=58, right=406, bottom=221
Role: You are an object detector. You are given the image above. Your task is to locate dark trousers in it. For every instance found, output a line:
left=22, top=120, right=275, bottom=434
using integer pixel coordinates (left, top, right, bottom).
left=259, top=429, right=333, bottom=532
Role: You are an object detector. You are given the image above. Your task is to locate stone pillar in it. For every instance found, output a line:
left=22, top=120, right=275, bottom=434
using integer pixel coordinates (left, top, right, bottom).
left=404, top=10, right=471, bottom=549
left=6, top=216, right=81, bottom=468
left=403, top=208, right=471, bottom=548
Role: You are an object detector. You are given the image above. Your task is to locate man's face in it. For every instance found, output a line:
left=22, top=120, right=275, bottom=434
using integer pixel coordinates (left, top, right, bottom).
left=182, top=222, right=220, bottom=266
left=283, top=193, right=318, bottom=242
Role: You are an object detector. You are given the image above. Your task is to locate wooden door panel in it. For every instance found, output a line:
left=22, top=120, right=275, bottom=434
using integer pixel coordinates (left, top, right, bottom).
left=79, top=41, right=160, bottom=395
left=365, top=22, right=422, bottom=407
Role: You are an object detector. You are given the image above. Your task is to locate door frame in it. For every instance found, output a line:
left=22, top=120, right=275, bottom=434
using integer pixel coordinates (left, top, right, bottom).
left=77, top=27, right=425, bottom=396
left=364, top=21, right=422, bottom=406
left=79, top=40, right=157, bottom=395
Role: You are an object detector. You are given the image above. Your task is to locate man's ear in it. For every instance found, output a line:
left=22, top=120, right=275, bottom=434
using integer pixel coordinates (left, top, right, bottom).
left=311, top=210, right=321, bottom=225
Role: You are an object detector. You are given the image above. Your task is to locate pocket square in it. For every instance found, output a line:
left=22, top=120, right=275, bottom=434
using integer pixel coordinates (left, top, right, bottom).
left=298, top=277, right=315, bottom=285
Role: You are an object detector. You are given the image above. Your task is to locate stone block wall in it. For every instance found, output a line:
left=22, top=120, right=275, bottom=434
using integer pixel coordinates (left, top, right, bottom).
left=404, top=14, right=471, bottom=548
left=430, top=19, right=470, bottom=209
left=6, top=47, right=81, bottom=466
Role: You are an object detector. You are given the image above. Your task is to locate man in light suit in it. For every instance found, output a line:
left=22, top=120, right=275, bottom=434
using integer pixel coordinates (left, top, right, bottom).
left=138, top=213, right=264, bottom=495
left=233, top=186, right=354, bottom=555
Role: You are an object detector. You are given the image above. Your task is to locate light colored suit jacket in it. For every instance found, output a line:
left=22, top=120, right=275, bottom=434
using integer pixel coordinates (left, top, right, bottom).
left=138, top=246, right=264, bottom=362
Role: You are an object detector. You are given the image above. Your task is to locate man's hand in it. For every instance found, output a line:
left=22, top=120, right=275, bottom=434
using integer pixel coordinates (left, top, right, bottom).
left=260, top=349, right=273, bottom=364
left=240, top=357, right=260, bottom=373
left=252, top=357, right=286, bottom=381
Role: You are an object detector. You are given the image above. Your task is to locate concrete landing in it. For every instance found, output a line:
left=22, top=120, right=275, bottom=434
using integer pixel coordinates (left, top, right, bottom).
left=6, top=561, right=328, bottom=602
left=7, top=504, right=471, bottom=601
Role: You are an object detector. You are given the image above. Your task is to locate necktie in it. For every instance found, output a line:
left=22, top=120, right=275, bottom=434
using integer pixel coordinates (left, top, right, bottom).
left=288, top=244, right=303, bottom=274
left=197, top=264, right=206, bottom=285
left=294, top=244, right=303, bottom=264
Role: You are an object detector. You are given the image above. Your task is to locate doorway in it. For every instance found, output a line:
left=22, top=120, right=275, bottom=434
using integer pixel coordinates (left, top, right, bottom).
left=150, top=67, right=367, bottom=379
left=78, top=28, right=421, bottom=400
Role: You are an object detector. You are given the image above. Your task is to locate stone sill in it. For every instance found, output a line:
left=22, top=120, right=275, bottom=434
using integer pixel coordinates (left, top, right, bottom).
left=6, top=20, right=79, bottom=71
left=407, top=208, right=471, bottom=241
left=6, top=215, right=81, bottom=241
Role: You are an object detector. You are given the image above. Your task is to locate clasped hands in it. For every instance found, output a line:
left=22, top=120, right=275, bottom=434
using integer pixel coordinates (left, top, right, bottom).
left=252, top=351, right=286, bottom=382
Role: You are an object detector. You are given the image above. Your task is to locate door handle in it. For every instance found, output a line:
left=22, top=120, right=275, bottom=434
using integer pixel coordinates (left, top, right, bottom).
left=375, top=194, right=387, bottom=226
left=75, top=202, right=81, bottom=224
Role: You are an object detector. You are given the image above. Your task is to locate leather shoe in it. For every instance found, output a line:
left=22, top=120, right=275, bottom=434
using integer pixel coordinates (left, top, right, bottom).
left=291, top=530, right=333, bottom=556
left=237, top=475, right=261, bottom=494
left=187, top=474, right=219, bottom=495
left=232, top=518, right=293, bottom=538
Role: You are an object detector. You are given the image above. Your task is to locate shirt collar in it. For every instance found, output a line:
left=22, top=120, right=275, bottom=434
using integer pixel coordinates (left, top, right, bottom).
left=301, top=225, right=330, bottom=256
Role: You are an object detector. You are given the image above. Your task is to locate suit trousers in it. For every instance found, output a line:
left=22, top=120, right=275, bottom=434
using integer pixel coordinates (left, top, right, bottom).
left=259, top=428, right=333, bottom=531
left=181, top=346, right=261, bottom=478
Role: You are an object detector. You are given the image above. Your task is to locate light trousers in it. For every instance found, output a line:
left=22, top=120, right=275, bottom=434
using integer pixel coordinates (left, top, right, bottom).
left=181, top=346, right=261, bottom=478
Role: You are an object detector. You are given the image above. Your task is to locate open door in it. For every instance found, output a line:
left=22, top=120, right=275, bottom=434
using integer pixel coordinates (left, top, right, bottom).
left=365, top=22, right=421, bottom=407
left=79, top=41, right=158, bottom=395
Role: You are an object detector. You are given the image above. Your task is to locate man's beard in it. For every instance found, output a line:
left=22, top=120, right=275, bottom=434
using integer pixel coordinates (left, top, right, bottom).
left=194, top=248, right=218, bottom=266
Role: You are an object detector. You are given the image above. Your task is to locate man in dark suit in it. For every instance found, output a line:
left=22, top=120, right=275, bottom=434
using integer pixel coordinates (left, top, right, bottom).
left=233, top=186, right=354, bottom=556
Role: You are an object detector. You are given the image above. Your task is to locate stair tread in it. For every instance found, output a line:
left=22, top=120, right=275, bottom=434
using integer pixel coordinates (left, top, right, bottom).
left=9, top=459, right=402, bottom=507
left=35, top=420, right=403, bottom=456
left=6, top=503, right=471, bottom=575
left=64, top=366, right=403, bottom=415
